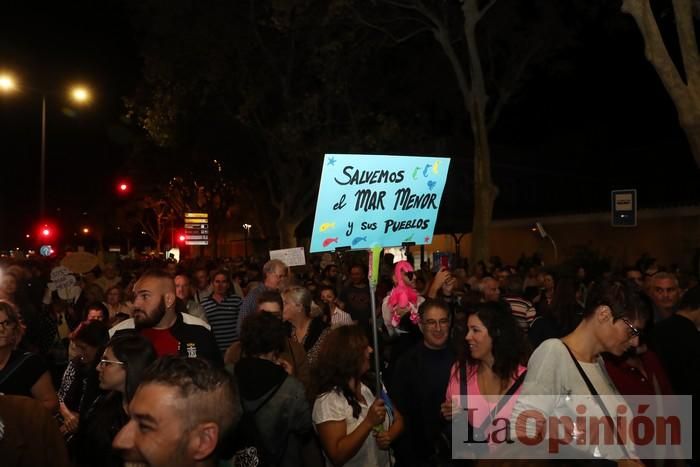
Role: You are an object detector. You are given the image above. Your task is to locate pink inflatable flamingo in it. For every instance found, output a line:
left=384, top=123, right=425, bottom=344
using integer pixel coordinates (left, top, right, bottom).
left=387, top=261, right=419, bottom=327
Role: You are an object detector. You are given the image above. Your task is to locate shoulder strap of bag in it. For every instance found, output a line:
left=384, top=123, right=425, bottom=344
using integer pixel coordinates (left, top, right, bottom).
left=0, top=352, right=32, bottom=388
left=560, top=340, right=631, bottom=459
left=474, top=370, right=527, bottom=434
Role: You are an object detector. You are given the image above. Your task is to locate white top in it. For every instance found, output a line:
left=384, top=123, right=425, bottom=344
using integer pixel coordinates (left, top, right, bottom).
left=108, top=312, right=211, bottom=337
left=510, top=339, right=634, bottom=460
left=313, top=383, right=392, bottom=467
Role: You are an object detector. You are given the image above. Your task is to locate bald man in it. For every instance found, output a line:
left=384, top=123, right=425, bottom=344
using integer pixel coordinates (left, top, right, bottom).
left=109, top=269, right=221, bottom=364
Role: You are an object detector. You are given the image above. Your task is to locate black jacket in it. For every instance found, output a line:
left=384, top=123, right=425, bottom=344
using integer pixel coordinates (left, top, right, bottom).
left=112, top=312, right=222, bottom=365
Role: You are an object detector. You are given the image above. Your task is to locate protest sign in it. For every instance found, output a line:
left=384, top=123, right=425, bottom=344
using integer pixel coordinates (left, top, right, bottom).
left=61, top=251, right=98, bottom=274
left=48, top=266, right=76, bottom=291
left=269, top=247, right=306, bottom=267
left=310, top=154, right=450, bottom=252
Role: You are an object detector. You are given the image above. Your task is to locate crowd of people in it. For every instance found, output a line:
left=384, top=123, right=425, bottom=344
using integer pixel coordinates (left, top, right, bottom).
left=0, top=251, right=698, bottom=467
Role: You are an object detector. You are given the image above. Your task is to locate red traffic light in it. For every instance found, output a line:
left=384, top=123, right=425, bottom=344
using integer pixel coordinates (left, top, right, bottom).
left=36, top=222, right=57, bottom=241
left=117, top=181, right=131, bottom=195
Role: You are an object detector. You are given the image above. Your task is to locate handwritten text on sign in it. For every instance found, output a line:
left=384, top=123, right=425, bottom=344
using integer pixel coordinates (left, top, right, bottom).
left=310, top=154, right=450, bottom=252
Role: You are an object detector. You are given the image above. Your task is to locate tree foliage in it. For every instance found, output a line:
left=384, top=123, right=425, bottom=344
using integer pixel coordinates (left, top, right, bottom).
left=126, top=0, right=413, bottom=248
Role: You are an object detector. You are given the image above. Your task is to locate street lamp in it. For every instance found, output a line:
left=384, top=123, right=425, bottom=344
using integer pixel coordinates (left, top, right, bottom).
left=533, top=222, right=558, bottom=264
left=0, top=73, right=16, bottom=92
left=0, top=72, right=92, bottom=218
left=242, top=223, right=252, bottom=259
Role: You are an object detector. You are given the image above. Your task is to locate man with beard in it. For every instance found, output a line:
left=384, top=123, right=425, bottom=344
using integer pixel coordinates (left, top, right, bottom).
left=113, top=356, right=240, bottom=467
left=109, top=270, right=221, bottom=364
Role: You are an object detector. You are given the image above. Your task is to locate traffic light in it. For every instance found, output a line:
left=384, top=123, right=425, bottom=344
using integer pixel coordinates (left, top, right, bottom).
left=117, top=180, right=131, bottom=195
left=37, top=223, right=55, bottom=240
left=176, top=230, right=187, bottom=244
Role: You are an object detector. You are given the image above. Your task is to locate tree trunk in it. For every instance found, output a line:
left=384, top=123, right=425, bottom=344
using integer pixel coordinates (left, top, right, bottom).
left=470, top=106, right=498, bottom=267
left=622, top=0, right=700, bottom=168
left=682, top=119, right=700, bottom=167
left=277, top=217, right=299, bottom=249
left=462, top=4, right=498, bottom=267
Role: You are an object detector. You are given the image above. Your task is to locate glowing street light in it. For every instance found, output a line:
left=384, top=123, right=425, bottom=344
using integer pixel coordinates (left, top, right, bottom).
left=0, top=71, right=94, bottom=217
left=0, top=73, right=16, bottom=92
left=82, top=227, right=90, bottom=234
left=70, top=86, right=91, bottom=104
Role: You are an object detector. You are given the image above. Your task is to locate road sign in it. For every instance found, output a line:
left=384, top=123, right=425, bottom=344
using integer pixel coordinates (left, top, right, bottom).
left=611, top=190, right=637, bottom=227
left=184, top=212, right=209, bottom=245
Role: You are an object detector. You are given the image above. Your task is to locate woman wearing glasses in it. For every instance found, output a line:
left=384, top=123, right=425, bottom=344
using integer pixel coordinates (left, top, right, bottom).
left=74, top=333, right=157, bottom=467
left=0, top=301, right=58, bottom=412
left=509, top=280, right=646, bottom=463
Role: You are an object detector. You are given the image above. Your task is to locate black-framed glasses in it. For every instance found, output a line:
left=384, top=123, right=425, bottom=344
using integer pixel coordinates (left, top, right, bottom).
left=619, top=317, right=640, bottom=338
left=98, top=358, right=125, bottom=367
left=405, top=271, right=415, bottom=280
left=422, top=318, right=450, bottom=329
left=0, top=319, right=17, bottom=329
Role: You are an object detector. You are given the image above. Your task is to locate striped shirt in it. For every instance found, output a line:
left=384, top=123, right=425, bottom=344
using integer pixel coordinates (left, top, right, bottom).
left=200, top=294, right=244, bottom=353
left=504, top=296, right=536, bottom=332
left=330, top=307, right=354, bottom=328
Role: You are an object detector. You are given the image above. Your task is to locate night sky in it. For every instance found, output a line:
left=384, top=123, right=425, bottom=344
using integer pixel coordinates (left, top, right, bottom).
left=1, top=1, right=698, bottom=249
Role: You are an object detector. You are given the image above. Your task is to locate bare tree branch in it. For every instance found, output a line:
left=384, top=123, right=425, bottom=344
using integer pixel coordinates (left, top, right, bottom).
left=487, top=43, right=543, bottom=129
left=672, top=0, right=700, bottom=89
left=477, top=0, right=498, bottom=22
left=621, top=0, right=688, bottom=105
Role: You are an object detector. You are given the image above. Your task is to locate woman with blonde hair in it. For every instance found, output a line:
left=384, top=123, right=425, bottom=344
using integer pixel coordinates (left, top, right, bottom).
left=283, top=285, right=330, bottom=366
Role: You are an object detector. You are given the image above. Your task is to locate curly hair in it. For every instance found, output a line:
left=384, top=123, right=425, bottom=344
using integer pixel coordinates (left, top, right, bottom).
left=240, top=312, right=287, bottom=357
left=456, top=301, right=529, bottom=382
left=312, top=325, right=368, bottom=419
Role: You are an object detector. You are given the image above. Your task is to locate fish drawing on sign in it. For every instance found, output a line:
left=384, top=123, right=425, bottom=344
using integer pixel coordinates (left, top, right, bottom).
left=319, top=222, right=335, bottom=232
left=432, top=161, right=440, bottom=174
left=322, top=237, right=339, bottom=247
left=412, top=167, right=420, bottom=180
left=424, top=236, right=431, bottom=243
left=352, top=236, right=367, bottom=246
left=422, top=164, right=431, bottom=177
left=403, top=233, right=414, bottom=242
left=427, top=180, right=436, bottom=191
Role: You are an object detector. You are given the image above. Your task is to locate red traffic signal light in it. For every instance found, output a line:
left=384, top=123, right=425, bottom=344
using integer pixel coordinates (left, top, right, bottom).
left=117, top=181, right=131, bottom=195
left=36, top=222, right=57, bottom=241
left=176, top=230, right=187, bottom=244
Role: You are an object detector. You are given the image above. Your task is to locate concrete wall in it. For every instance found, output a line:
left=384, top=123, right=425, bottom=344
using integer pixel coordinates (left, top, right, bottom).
left=429, top=206, right=700, bottom=270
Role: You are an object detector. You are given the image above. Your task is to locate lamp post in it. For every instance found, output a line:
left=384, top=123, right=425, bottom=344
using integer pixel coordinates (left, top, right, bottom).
left=242, top=223, right=252, bottom=259
left=0, top=72, right=92, bottom=218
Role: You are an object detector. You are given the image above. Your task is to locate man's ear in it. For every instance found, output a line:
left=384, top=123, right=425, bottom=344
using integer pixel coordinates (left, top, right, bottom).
left=188, top=422, right=220, bottom=461
left=164, top=291, right=177, bottom=310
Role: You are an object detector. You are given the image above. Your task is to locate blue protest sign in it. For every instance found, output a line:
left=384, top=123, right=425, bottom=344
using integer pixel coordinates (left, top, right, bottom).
left=310, top=154, right=451, bottom=252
